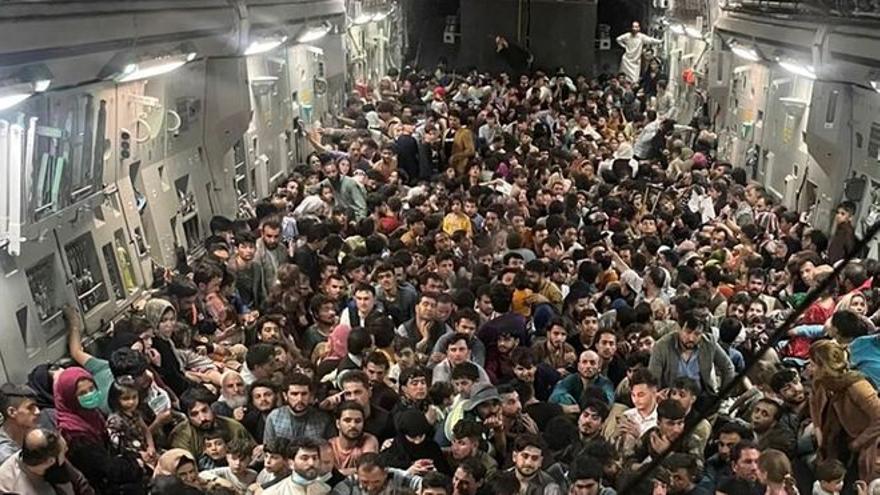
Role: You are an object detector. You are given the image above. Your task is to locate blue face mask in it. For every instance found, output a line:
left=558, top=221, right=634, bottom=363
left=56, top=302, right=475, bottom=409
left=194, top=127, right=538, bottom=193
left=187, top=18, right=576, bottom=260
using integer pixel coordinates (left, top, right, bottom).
left=291, top=473, right=317, bottom=486
left=77, top=390, right=103, bottom=410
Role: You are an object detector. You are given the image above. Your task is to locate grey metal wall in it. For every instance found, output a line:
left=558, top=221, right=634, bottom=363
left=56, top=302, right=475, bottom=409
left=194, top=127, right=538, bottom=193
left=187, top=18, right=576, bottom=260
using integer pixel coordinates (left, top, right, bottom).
left=458, top=0, right=597, bottom=75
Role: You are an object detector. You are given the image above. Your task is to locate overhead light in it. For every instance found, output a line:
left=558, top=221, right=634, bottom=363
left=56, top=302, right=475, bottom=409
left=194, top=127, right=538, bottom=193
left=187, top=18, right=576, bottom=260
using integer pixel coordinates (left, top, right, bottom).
left=298, top=22, right=332, bottom=43
left=245, top=36, right=288, bottom=56
left=34, top=80, right=51, bottom=92
left=0, top=93, right=32, bottom=111
left=117, top=52, right=196, bottom=83
left=669, top=24, right=685, bottom=35
left=0, top=80, right=52, bottom=111
left=684, top=26, right=704, bottom=39
left=730, top=43, right=761, bottom=62
left=870, top=81, right=880, bottom=93
left=778, top=59, right=816, bottom=79
left=352, top=13, right=373, bottom=25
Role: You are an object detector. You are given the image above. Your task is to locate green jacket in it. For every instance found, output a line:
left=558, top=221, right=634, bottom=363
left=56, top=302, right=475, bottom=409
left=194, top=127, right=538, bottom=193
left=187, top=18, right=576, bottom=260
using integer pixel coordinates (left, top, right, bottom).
left=321, top=177, right=367, bottom=219
left=169, top=415, right=254, bottom=457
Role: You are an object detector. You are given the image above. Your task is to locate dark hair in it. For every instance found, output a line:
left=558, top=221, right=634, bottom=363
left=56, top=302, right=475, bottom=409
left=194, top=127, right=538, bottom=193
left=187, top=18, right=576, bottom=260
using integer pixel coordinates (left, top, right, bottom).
left=236, top=230, right=257, bottom=247
left=193, top=262, right=224, bottom=287
left=180, top=386, right=217, bottom=416
left=656, top=398, right=686, bottom=421
left=664, top=453, right=701, bottom=482
left=264, top=437, right=291, bottom=457
left=227, top=437, right=256, bottom=458
left=815, top=458, right=846, bottom=482
left=336, top=400, right=365, bottom=418
left=718, top=318, right=742, bottom=345
left=731, top=440, right=760, bottom=463
left=582, top=398, right=610, bottom=421
left=352, top=282, right=376, bottom=297
left=458, top=457, right=487, bottom=480
left=568, top=455, right=604, bottom=484
left=107, top=379, right=140, bottom=413
left=340, top=370, right=371, bottom=390
left=510, top=347, right=536, bottom=368
left=670, top=376, right=700, bottom=398
left=451, top=362, right=480, bottom=382
left=347, top=328, right=374, bottom=355
left=356, top=452, right=385, bottom=471
left=290, top=437, right=321, bottom=458
left=245, top=343, right=276, bottom=370
left=452, top=419, right=485, bottom=441
left=399, top=366, right=429, bottom=387
left=769, top=369, right=799, bottom=394
left=109, top=348, right=149, bottom=378
left=513, top=433, right=545, bottom=453
left=629, top=367, right=658, bottom=388
left=452, top=309, right=480, bottom=328
left=365, top=351, right=390, bottom=370
left=489, top=284, right=513, bottom=313
left=286, top=373, right=315, bottom=393
left=445, top=333, right=472, bottom=352
left=421, top=472, right=452, bottom=495
left=487, top=471, right=521, bottom=495
left=717, top=420, right=754, bottom=441
left=832, top=310, right=871, bottom=340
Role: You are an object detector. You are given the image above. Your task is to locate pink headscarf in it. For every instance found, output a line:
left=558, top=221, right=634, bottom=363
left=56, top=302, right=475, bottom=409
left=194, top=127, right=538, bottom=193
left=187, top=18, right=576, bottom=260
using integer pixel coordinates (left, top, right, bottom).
left=327, top=324, right=352, bottom=360
left=54, top=367, right=106, bottom=445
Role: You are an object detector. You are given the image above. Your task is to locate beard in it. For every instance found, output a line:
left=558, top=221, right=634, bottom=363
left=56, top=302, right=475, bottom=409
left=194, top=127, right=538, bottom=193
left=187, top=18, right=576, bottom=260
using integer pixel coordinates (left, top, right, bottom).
left=196, top=419, right=217, bottom=431
left=223, top=394, right=248, bottom=410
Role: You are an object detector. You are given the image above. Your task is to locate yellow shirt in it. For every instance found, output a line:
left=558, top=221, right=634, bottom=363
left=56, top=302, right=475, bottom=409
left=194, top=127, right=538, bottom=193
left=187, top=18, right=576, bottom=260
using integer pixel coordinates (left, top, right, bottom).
left=442, top=212, right=472, bottom=236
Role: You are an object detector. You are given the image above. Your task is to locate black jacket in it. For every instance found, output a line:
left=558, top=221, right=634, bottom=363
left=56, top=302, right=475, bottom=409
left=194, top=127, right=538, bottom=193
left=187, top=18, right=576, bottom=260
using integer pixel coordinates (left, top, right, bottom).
left=68, top=438, right=145, bottom=495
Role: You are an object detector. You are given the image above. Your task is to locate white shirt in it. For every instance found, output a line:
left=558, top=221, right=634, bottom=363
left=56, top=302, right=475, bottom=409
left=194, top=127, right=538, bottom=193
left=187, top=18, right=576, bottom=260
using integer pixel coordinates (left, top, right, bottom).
left=622, top=405, right=658, bottom=437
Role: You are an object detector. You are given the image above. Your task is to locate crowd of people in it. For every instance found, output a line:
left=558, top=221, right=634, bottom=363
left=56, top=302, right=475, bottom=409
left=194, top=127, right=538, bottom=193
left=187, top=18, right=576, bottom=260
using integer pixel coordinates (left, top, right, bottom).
left=1, top=38, right=879, bottom=495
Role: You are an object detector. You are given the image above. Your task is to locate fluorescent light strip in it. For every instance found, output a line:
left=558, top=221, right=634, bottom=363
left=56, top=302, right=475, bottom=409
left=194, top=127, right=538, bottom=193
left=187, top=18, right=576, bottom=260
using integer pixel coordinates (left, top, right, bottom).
left=117, top=53, right=196, bottom=83
left=778, top=60, right=816, bottom=79
left=298, top=25, right=331, bottom=43
left=245, top=37, right=287, bottom=56
left=0, top=94, right=32, bottom=111
left=731, top=45, right=760, bottom=62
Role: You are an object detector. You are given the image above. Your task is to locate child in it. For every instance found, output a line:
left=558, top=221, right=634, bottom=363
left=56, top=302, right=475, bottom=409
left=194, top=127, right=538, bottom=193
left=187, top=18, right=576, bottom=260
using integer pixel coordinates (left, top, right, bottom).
left=255, top=438, right=291, bottom=489
left=441, top=195, right=473, bottom=237
left=813, top=459, right=845, bottom=495
left=199, top=430, right=229, bottom=470
left=200, top=438, right=259, bottom=494
left=106, top=379, right=157, bottom=465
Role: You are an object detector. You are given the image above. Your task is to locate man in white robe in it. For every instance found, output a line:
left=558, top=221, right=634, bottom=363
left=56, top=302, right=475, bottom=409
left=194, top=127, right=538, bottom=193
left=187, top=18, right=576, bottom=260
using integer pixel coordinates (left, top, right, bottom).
left=616, top=21, right=661, bottom=83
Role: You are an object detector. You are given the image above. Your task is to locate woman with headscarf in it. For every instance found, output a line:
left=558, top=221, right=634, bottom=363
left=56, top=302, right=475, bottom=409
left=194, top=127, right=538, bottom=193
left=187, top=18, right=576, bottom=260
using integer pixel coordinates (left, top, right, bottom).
left=27, top=364, right=59, bottom=430
left=809, top=340, right=880, bottom=482
left=379, top=409, right=450, bottom=475
left=153, top=449, right=205, bottom=493
left=316, top=324, right=352, bottom=378
left=144, top=298, right=195, bottom=395
left=54, top=367, right=145, bottom=494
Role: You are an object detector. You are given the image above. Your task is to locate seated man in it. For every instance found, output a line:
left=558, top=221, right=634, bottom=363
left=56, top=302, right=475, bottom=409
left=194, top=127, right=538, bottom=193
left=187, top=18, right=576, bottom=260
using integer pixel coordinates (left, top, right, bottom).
left=169, top=387, right=253, bottom=458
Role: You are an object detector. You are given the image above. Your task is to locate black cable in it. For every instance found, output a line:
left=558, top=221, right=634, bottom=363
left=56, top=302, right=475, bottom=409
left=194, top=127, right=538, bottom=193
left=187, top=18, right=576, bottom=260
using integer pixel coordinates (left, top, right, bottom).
left=619, top=217, right=880, bottom=492
left=525, top=0, right=532, bottom=49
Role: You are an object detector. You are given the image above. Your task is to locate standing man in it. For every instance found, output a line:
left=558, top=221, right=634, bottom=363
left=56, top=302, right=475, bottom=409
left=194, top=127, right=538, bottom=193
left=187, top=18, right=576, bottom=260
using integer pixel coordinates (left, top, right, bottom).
left=256, top=217, right=286, bottom=294
left=616, top=21, right=661, bottom=83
